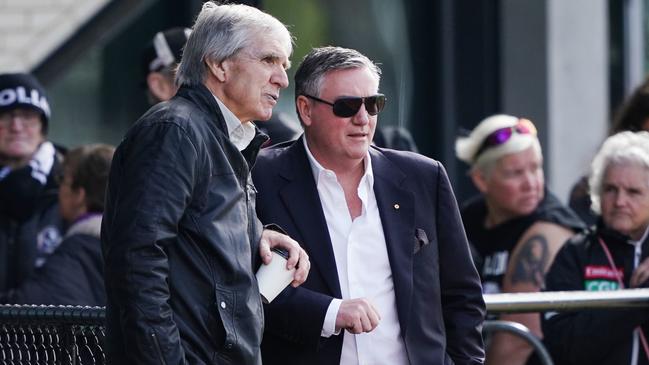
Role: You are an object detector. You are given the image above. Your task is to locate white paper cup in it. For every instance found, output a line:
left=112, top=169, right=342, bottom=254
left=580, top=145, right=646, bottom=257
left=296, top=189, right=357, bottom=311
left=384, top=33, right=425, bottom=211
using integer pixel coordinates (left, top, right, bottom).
left=256, top=248, right=296, bottom=303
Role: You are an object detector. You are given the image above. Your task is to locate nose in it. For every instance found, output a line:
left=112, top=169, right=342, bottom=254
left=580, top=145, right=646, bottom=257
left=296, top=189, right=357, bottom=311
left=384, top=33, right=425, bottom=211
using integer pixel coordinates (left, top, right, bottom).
left=352, top=104, right=370, bottom=125
left=272, top=67, right=289, bottom=89
left=614, top=191, right=628, bottom=206
left=521, top=170, right=538, bottom=191
left=8, top=116, right=26, bottom=131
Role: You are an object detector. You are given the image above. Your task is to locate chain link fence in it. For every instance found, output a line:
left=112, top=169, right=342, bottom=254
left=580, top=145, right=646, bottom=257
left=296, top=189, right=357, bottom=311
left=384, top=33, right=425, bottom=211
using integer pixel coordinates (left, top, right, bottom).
left=0, top=305, right=105, bottom=365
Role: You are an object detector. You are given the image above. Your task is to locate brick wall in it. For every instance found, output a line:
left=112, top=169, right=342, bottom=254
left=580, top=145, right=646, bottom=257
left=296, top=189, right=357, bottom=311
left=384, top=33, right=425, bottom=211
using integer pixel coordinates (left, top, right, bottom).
left=0, top=0, right=109, bottom=72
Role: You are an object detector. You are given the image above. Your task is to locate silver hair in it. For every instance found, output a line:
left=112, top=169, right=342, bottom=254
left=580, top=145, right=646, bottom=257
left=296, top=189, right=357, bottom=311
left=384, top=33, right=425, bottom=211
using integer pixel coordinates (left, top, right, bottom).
left=589, top=131, right=649, bottom=214
left=175, top=2, right=293, bottom=86
left=294, top=46, right=381, bottom=123
left=455, top=114, right=542, bottom=176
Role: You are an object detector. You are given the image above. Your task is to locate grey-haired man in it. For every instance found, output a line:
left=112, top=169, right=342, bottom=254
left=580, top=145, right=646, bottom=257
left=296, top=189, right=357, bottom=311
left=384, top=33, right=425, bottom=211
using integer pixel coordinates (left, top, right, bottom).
left=101, top=3, right=309, bottom=364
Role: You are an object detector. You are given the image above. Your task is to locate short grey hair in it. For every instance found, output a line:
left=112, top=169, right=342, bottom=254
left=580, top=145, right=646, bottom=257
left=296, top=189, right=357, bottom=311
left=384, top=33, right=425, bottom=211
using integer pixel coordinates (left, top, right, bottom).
left=294, top=46, right=381, bottom=123
left=455, top=114, right=542, bottom=176
left=589, top=131, right=649, bottom=213
left=176, top=2, right=293, bottom=86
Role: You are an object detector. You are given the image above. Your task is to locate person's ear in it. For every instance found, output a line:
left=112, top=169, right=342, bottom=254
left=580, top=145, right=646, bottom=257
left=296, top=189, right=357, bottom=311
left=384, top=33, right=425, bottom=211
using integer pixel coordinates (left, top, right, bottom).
left=75, top=187, right=87, bottom=207
left=147, top=72, right=175, bottom=102
left=296, top=95, right=313, bottom=127
left=471, top=169, right=489, bottom=194
left=206, top=59, right=228, bottom=83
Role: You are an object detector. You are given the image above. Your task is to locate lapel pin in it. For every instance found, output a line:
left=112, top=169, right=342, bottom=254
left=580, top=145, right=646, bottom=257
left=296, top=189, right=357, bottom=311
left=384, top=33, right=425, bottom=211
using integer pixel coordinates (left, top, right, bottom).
left=393, top=203, right=400, bottom=210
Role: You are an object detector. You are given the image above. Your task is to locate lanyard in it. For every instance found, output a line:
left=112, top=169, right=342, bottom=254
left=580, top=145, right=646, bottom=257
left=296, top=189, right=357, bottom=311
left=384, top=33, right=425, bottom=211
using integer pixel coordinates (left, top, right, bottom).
left=598, top=236, right=649, bottom=362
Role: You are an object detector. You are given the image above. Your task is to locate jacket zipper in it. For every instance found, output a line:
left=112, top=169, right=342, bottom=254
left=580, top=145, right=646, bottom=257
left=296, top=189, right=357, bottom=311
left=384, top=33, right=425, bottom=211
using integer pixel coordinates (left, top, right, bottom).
left=150, top=331, right=168, bottom=365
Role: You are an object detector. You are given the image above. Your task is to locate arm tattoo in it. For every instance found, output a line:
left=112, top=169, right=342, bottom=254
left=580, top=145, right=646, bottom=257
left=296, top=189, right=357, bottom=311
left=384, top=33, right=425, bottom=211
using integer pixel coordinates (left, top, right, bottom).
left=510, top=234, right=549, bottom=287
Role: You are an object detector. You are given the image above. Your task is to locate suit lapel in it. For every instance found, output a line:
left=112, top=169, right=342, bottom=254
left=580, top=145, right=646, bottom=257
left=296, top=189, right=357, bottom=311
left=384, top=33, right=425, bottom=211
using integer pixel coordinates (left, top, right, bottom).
left=278, top=140, right=342, bottom=298
left=371, top=148, right=414, bottom=335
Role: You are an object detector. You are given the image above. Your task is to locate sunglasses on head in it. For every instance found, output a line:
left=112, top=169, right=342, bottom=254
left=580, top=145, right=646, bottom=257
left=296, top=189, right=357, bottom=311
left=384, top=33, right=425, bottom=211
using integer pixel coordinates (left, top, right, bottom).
left=474, top=118, right=537, bottom=159
left=303, top=94, right=386, bottom=118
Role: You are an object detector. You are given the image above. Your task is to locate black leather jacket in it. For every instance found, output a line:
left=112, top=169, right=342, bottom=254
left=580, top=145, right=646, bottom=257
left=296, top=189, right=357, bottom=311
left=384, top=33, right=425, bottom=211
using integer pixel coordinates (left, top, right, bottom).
left=102, top=84, right=268, bottom=365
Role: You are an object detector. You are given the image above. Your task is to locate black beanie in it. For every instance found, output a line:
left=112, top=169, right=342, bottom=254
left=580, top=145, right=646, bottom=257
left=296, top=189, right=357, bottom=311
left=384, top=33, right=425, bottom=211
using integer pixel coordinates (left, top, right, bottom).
left=0, top=73, right=51, bottom=133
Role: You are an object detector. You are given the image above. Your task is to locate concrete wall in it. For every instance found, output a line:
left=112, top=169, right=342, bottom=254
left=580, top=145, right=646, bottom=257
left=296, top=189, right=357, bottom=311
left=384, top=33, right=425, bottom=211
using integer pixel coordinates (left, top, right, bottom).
left=547, top=0, right=608, bottom=202
left=501, top=0, right=609, bottom=203
left=0, top=0, right=108, bottom=72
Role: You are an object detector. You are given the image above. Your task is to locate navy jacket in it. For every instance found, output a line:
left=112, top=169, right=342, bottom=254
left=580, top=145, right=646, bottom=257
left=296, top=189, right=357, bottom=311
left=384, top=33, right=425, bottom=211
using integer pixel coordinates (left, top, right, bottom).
left=252, top=139, right=486, bottom=365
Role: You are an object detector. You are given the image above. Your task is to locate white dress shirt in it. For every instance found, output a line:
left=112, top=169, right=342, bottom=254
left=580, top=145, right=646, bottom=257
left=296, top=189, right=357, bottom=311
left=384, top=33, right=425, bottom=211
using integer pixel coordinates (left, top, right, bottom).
left=303, top=138, right=408, bottom=365
left=213, top=95, right=256, bottom=151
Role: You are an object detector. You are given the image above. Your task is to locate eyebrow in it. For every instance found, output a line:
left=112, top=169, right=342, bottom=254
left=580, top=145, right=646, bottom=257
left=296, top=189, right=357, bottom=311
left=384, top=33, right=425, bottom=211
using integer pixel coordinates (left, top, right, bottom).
left=259, top=52, right=291, bottom=70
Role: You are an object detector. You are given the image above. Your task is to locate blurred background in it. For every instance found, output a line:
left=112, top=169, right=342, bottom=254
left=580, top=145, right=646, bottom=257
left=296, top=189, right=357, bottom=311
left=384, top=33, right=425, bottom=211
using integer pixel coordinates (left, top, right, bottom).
left=0, top=0, right=643, bottom=203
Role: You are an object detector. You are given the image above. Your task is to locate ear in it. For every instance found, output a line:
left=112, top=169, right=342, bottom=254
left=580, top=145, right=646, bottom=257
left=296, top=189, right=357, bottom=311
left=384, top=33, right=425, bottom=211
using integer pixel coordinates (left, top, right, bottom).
left=206, top=58, right=228, bottom=83
left=75, top=187, right=87, bottom=208
left=296, top=95, right=313, bottom=127
left=147, top=73, right=175, bottom=101
left=470, top=169, right=489, bottom=194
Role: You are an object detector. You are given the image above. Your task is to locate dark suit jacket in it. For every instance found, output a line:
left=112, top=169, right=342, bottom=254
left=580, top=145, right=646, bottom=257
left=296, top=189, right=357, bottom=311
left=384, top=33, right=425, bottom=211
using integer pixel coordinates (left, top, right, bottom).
left=252, top=138, right=485, bottom=365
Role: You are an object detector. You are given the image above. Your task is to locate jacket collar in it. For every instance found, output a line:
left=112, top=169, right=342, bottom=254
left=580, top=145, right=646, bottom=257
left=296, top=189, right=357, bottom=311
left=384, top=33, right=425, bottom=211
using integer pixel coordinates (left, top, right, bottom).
left=176, top=83, right=269, bottom=168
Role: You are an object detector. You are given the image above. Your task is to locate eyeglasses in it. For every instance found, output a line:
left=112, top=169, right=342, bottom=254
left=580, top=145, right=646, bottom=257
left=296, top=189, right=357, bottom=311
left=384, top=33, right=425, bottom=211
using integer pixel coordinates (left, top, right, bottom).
left=474, top=118, right=537, bottom=158
left=303, top=94, right=386, bottom=118
left=0, top=109, right=42, bottom=128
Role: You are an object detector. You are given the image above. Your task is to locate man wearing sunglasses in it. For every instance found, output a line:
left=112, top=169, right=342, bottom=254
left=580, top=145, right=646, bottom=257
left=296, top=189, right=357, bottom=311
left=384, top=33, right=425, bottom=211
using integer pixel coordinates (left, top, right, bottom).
left=253, top=46, right=485, bottom=365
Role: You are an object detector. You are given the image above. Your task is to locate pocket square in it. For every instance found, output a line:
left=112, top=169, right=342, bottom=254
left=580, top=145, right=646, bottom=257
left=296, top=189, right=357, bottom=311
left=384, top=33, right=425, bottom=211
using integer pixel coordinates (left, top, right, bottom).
left=413, top=228, right=429, bottom=253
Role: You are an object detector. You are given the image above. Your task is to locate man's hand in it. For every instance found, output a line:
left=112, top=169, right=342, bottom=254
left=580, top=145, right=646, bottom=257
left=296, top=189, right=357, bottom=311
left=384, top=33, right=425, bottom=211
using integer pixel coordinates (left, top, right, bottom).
left=259, top=229, right=309, bottom=287
left=335, top=298, right=381, bottom=334
left=631, top=256, right=649, bottom=288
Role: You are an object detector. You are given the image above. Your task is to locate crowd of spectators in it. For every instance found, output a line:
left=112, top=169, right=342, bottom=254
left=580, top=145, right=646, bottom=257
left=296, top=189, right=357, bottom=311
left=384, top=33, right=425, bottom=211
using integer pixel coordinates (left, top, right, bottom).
left=2, top=3, right=649, bottom=365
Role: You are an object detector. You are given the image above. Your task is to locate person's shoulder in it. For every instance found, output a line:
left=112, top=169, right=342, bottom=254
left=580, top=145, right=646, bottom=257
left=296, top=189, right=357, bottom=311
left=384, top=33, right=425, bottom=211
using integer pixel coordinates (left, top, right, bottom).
left=372, top=146, right=441, bottom=172
left=257, top=140, right=296, bottom=162
left=56, top=234, right=101, bottom=254
left=522, top=220, right=577, bottom=246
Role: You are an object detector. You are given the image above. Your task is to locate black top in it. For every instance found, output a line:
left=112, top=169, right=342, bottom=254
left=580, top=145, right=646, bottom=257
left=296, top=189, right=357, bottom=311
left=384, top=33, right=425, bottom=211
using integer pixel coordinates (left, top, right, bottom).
left=461, top=190, right=585, bottom=294
left=543, top=221, right=649, bottom=365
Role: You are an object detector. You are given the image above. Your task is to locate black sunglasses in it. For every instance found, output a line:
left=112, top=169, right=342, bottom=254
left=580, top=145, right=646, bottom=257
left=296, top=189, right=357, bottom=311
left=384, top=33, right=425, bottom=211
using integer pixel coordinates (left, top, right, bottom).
left=304, top=94, right=386, bottom=118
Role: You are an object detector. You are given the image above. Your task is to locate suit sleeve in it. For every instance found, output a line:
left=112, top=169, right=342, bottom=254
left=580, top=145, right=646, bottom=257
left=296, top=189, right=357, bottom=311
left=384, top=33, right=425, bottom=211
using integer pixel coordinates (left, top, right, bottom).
left=102, top=123, right=198, bottom=364
left=435, top=163, right=486, bottom=364
left=542, top=242, right=649, bottom=364
left=263, top=286, right=334, bottom=346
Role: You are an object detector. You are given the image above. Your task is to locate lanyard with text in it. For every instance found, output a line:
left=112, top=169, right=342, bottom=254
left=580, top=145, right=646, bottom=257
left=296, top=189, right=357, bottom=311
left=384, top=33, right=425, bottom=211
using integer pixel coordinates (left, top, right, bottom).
left=598, top=236, right=649, bottom=362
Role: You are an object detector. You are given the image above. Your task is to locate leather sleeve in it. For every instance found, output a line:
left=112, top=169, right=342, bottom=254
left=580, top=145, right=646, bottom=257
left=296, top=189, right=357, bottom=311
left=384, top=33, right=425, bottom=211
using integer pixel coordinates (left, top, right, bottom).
left=103, top=121, right=199, bottom=364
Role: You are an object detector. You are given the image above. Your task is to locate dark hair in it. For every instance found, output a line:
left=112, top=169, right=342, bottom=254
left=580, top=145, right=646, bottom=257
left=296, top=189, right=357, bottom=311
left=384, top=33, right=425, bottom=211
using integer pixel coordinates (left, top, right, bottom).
left=63, top=144, right=115, bottom=213
left=610, top=77, right=649, bottom=134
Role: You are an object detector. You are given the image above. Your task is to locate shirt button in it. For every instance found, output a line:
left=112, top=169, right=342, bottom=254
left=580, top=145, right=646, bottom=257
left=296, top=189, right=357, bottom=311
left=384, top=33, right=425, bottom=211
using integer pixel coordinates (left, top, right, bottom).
left=220, top=301, right=227, bottom=309
left=225, top=342, right=233, bottom=349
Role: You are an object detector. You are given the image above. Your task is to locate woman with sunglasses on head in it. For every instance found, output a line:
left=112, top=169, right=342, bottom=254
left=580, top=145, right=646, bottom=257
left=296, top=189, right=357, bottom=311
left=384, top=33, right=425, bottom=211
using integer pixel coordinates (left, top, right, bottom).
left=542, top=131, right=649, bottom=365
left=456, top=114, right=585, bottom=365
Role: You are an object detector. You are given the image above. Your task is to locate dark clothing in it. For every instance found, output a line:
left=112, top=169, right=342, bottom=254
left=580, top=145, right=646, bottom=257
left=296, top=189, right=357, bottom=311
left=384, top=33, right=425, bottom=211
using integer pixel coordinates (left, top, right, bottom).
left=542, top=222, right=649, bottom=365
left=0, top=157, right=64, bottom=293
left=102, top=83, right=268, bottom=365
left=253, top=139, right=486, bottom=365
left=461, top=191, right=585, bottom=295
left=3, top=214, right=104, bottom=306
left=568, top=175, right=598, bottom=227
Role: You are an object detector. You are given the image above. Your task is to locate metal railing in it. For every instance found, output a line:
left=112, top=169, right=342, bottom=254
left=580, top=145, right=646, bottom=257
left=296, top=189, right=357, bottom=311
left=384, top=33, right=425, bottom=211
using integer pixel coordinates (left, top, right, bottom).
left=0, top=289, right=648, bottom=364
left=0, top=305, right=105, bottom=365
left=484, top=287, right=649, bottom=313
left=483, top=288, right=649, bottom=365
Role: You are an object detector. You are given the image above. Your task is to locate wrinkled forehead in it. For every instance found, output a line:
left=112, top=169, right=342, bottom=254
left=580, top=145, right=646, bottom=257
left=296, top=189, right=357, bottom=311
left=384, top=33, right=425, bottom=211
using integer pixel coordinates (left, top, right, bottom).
left=242, top=31, right=292, bottom=67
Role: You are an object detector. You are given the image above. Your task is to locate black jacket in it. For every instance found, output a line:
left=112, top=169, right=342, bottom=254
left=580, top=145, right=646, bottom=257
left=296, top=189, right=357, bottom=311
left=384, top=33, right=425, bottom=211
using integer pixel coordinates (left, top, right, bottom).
left=2, top=214, right=104, bottom=306
left=542, top=222, right=649, bottom=365
left=0, top=156, right=64, bottom=292
left=101, top=84, right=268, bottom=365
